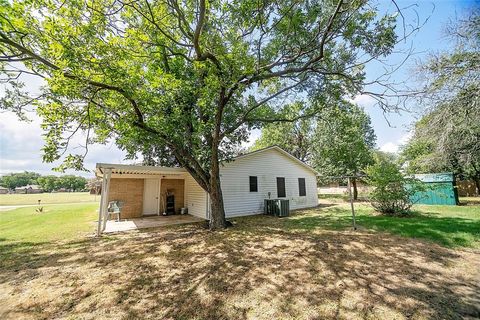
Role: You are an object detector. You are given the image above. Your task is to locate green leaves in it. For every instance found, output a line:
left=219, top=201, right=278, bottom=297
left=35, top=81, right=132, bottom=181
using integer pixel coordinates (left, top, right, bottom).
left=402, top=9, right=480, bottom=187
left=0, top=0, right=400, bottom=180
left=252, top=100, right=377, bottom=183
left=367, top=156, right=430, bottom=215
left=312, top=103, right=376, bottom=181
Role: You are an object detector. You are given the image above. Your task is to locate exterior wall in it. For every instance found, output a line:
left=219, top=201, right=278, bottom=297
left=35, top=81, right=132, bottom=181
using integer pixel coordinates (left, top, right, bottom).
left=160, top=179, right=185, bottom=214
left=108, top=178, right=144, bottom=218
left=184, top=174, right=207, bottom=218
left=0, top=188, right=8, bottom=194
left=220, top=148, right=318, bottom=217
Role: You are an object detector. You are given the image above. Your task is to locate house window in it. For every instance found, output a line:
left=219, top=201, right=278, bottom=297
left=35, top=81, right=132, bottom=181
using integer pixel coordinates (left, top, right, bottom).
left=298, top=178, right=306, bottom=196
left=276, top=177, right=286, bottom=198
left=249, top=176, right=258, bottom=192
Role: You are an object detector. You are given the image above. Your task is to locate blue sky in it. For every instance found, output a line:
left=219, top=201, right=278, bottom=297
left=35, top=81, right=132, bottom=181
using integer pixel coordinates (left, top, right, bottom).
left=0, top=0, right=477, bottom=177
left=361, top=0, right=476, bottom=152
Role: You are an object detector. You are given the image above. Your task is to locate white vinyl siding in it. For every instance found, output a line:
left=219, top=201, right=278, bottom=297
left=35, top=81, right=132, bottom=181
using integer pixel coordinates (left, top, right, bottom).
left=184, top=174, right=207, bottom=218
left=219, top=148, right=317, bottom=217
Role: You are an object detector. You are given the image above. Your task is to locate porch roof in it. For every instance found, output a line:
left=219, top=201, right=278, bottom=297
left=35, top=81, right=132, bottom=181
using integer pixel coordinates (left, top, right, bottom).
left=96, top=163, right=187, bottom=177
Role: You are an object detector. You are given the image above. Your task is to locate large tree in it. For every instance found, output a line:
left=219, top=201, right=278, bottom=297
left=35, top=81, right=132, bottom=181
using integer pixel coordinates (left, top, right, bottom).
left=312, top=103, right=376, bottom=199
left=401, top=8, right=480, bottom=193
left=252, top=102, right=376, bottom=199
left=0, top=0, right=405, bottom=228
left=251, top=102, right=313, bottom=162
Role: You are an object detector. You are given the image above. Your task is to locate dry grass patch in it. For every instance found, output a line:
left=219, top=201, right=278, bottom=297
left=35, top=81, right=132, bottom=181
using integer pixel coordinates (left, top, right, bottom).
left=1, top=208, right=479, bottom=319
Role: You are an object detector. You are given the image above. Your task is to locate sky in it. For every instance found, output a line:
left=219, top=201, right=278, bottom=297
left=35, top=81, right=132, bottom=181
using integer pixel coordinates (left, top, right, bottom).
left=0, top=0, right=477, bottom=178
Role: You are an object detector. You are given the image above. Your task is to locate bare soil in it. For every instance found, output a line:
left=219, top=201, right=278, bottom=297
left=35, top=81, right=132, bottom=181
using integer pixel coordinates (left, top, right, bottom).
left=1, top=212, right=479, bottom=320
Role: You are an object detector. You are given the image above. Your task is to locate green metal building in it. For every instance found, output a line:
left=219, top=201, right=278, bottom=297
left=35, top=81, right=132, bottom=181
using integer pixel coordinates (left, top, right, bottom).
left=411, top=173, right=459, bottom=205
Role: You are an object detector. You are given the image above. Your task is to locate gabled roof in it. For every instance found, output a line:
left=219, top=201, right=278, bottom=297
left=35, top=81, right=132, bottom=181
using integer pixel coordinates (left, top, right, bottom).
left=232, top=145, right=319, bottom=175
left=96, top=146, right=318, bottom=176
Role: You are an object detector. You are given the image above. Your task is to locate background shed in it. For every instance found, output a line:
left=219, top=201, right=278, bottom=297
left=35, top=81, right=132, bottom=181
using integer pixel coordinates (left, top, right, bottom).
left=411, top=173, right=459, bottom=205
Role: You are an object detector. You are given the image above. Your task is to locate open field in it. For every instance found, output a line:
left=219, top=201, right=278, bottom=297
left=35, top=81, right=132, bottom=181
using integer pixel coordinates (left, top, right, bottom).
left=0, top=199, right=479, bottom=319
left=0, top=203, right=98, bottom=243
left=0, top=192, right=98, bottom=206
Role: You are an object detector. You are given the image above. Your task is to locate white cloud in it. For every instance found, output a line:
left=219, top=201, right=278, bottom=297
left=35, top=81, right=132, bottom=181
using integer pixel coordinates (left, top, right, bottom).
left=379, top=131, right=413, bottom=154
left=0, top=111, right=128, bottom=177
left=380, top=142, right=400, bottom=153
left=350, top=94, right=376, bottom=108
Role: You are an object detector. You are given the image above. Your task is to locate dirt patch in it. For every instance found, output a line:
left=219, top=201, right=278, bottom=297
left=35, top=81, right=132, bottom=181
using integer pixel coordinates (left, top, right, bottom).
left=0, top=216, right=479, bottom=320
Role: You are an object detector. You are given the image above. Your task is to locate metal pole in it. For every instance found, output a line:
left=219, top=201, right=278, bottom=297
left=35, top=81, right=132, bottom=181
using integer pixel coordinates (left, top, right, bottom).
left=96, top=172, right=107, bottom=236
left=348, top=177, right=357, bottom=230
left=101, top=169, right=112, bottom=232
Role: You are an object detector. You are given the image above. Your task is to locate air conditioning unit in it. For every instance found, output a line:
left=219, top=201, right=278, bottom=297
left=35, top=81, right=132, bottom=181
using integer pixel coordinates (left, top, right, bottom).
left=264, top=199, right=290, bottom=217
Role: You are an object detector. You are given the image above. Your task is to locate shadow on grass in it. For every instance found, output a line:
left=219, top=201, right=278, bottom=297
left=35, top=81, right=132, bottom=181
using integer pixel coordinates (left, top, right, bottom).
left=282, top=206, right=480, bottom=248
left=357, top=213, right=480, bottom=248
left=1, top=210, right=479, bottom=319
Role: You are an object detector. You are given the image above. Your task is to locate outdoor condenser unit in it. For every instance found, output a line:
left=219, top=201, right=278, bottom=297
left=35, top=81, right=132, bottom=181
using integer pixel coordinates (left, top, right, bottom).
left=264, top=199, right=290, bottom=217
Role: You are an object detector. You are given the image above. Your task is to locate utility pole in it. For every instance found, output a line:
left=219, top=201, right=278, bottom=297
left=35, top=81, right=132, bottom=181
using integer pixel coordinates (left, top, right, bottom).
left=347, top=177, right=357, bottom=230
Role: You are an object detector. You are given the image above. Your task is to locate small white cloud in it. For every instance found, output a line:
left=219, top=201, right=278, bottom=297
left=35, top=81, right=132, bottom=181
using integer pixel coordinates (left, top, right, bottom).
left=380, top=142, right=400, bottom=153
left=351, top=94, right=376, bottom=108
left=379, top=131, right=413, bottom=154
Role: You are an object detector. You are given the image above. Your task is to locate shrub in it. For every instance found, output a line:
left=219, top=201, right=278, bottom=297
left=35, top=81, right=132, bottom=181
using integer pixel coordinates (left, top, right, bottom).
left=366, top=160, right=425, bottom=215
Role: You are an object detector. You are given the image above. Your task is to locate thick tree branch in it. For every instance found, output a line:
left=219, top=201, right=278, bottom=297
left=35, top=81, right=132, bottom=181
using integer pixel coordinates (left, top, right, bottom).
left=0, top=31, right=143, bottom=122
left=193, top=0, right=206, bottom=58
left=238, top=0, right=344, bottom=85
left=221, top=79, right=306, bottom=138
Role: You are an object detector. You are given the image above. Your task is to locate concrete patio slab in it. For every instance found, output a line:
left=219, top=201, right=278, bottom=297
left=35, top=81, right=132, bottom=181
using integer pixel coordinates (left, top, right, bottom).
left=103, top=214, right=204, bottom=233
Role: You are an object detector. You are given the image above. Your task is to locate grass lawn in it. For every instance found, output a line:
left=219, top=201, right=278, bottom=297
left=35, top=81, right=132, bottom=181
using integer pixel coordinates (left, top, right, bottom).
left=0, top=192, right=99, bottom=206
left=0, top=199, right=479, bottom=319
left=0, top=203, right=98, bottom=243
left=303, top=200, right=480, bottom=248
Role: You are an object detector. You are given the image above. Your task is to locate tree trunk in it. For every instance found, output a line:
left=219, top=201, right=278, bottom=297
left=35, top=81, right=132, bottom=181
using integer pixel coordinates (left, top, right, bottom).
left=352, top=177, right=358, bottom=200
left=209, top=176, right=226, bottom=229
left=208, top=143, right=227, bottom=229
left=475, top=177, right=480, bottom=196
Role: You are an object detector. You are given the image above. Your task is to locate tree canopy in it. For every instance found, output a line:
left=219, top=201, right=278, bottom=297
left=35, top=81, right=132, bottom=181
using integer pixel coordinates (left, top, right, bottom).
left=0, top=0, right=407, bottom=227
left=252, top=102, right=376, bottom=199
left=251, top=102, right=313, bottom=162
left=0, top=172, right=87, bottom=191
left=401, top=8, right=480, bottom=193
left=37, top=175, right=87, bottom=192
left=0, top=171, right=40, bottom=190
left=311, top=103, right=376, bottom=180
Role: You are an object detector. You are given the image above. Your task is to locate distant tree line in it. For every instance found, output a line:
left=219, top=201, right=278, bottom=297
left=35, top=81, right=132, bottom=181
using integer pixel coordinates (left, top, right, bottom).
left=0, top=171, right=87, bottom=192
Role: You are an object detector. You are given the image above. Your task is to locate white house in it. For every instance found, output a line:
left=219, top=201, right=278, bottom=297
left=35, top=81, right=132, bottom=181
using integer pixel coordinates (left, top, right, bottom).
left=95, top=146, right=319, bottom=234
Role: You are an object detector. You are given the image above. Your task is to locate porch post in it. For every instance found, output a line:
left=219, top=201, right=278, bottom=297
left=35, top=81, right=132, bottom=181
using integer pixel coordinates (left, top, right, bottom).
left=157, top=177, right=162, bottom=215
left=206, top=192, right=211, bottom=220
left=101, top=169, right=112, bottom=232
left=96, top=170, right=108, bottom=236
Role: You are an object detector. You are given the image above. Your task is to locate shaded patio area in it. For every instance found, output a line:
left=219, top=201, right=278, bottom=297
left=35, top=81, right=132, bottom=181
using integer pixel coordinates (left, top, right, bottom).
left=103, top=214, right=204, bottom=233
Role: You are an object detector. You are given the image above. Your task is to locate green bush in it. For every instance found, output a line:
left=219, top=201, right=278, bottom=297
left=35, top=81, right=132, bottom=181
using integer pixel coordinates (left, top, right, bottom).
left=366, top=160, right=425, bottom=215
